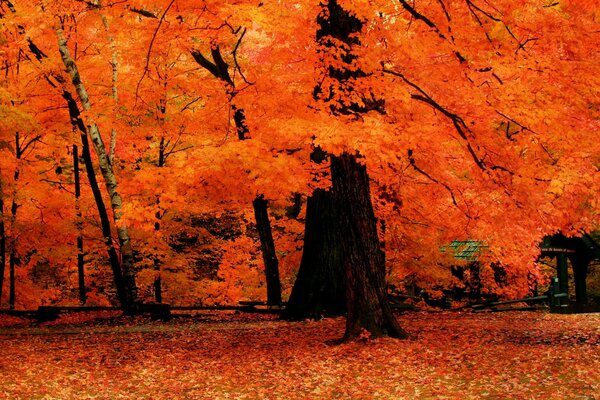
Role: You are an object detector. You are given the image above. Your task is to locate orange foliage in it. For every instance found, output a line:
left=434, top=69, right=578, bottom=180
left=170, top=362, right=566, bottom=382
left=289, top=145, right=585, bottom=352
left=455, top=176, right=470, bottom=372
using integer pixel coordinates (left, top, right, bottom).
left=0, top=0, right=599, bottom=306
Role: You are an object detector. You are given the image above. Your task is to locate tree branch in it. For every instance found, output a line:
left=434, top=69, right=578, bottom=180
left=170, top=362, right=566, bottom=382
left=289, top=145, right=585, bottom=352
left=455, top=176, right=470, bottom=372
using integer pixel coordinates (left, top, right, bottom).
left=134, top=0, right=175, bottom=108
left=384, top=67, right=488, bottom=171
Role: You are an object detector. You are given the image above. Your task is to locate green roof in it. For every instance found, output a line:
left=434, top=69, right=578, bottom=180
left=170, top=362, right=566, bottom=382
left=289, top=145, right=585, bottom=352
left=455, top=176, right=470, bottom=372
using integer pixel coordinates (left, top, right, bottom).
left=441, top=240, right=487, bottom=262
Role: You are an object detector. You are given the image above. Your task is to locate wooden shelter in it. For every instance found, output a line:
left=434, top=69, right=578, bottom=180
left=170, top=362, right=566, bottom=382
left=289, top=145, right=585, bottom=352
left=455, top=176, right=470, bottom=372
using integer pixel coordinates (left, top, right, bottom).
left=540, top=233, right=600, bottom=311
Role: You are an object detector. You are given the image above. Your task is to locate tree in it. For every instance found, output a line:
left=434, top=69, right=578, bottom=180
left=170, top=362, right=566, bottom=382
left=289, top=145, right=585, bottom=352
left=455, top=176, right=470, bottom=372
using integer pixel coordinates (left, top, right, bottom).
left=56, top=26, right=139, bottom=311
left=309, top=0, right=407, bottom=340
left=0, top=0, right=597, bottom=329
left=0, top=174, right=5, bottom=306
left=190, top=26, right=282, bottom=305
left=8, top=132, right=42, bottom=309
left=283, top=187, right=345, bottom=320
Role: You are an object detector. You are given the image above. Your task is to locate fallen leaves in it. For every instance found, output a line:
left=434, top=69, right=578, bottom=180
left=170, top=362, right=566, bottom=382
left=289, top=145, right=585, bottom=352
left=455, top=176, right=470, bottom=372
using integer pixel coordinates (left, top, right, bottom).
left=0, top=310, right=598, bottom=399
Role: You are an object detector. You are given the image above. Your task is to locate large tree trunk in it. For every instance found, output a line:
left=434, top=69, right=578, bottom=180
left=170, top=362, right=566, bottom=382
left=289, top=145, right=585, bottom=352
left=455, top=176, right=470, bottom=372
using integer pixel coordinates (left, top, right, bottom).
left=253, top=195, right=282, bottom=305
left=57, top=29, right=138, bottom=311
left=313, top=0, right=406, bottom=340
left=331, top=153, right=407, bottom=340
left=283, top=188, right=345, bottom=320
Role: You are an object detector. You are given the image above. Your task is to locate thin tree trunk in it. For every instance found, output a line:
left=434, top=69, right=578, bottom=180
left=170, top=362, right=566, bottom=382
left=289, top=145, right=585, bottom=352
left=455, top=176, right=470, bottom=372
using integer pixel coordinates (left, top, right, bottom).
left=57, top=28, right=138, bottom=311
left=62, top=91, right=129, bottom=308
left=8, top=134, right=20, bottom=310
left=0, top=177, right=5, bottom=307
left=73, top=144, right=86, bottom=304
left=8, top=133, right=21, bottom=310
left=331, top=153, right=407, bottom=340
left=253, top=195, right=282, bottom=305
left=154, top=139, right=163, bottom=303
left=8, top=241, right=15, bottom=310
left=190, top=47, right=282, bottom=302
left=8, top=190, right=16, bottom=309
left=6, top=132, right=42, bottom=310
left=283, top=188, right=345, bottom=320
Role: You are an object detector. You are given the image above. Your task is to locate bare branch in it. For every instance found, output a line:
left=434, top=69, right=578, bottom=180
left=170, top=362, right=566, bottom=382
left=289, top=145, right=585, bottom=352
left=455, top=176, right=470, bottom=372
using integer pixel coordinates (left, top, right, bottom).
left=232, top=27, right=254, bottom=85
left=134, top=0, right=175, bottom=108
left=397, top=0, right=446, bottom=39
left=407, top=149, right=467, bottom=215
left=129, top=7, right=158, bottom=19
left=190, top=50, right=221, bottom=79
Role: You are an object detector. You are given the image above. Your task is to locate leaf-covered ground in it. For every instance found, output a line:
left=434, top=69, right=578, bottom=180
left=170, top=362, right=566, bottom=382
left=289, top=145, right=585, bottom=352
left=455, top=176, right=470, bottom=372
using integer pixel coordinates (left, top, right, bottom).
left=0, top=310, right=599, bottom=399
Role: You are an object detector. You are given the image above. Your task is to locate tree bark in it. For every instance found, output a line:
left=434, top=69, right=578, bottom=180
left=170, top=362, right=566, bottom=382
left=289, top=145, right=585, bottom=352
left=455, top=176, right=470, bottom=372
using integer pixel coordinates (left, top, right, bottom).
left=73, top=144, right=86, bottom=304
left=62, top=91, right=129, bottom=307
left=8, top=166, right=18, bottom=310
left=253, top=195, right=282, bottom=305
left=282, top=188, right=345, bottom=320
left=190, top=46, right=282, bottom=302
left=8, top=133, right=20, bottom=310
left=331, top=153, right=407, bottom=340
left=570, top=254, right=589, bottom=306
left=0, top=177, right=5, bottom=307
left=57, top=28, right=138, bottom=311
left=313, top=0, right=406, bottom=340
left=154, top=139, right=163, bottom=303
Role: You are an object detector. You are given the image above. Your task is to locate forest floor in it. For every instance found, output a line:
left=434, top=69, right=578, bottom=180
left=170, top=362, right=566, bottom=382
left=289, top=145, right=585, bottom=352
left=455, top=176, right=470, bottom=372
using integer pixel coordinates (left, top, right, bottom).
left=0, top=309, right=599, bottom=399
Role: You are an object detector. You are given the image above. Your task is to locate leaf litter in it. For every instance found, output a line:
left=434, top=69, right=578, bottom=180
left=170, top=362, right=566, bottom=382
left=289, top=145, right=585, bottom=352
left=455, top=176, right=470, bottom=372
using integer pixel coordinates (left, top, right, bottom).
left=0, top=310, right=598, bottom=399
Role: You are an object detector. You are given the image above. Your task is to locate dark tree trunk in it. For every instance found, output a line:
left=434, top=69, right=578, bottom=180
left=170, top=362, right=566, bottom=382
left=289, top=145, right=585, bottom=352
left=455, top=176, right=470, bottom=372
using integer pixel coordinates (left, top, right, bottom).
left=253, top=195, right=282, bottom=305
left=8, top=133, right=21, bottom=310
left=0, top=179, right=5, bottom=307
left=153, top=261, right=162, bottom=303
left=8, top=241, right=15, bottom=310
left=62, top=91, right=132, bottom=310
left=311, top=0, right=406, bottom=340
left=557, top=253, right=569, bottom=306
left=570, top=255, right=589, bottom=306
left=153, top=138, right=166, bottom=303
left=190, top=46, right=282, bottom=300
left=8, top=187, right=16, bottom=308
left=73, top=145, right=86, bottom=304
left=331, top=153, right=407, bottom=340
left=283, top=188, right=345, bottom=320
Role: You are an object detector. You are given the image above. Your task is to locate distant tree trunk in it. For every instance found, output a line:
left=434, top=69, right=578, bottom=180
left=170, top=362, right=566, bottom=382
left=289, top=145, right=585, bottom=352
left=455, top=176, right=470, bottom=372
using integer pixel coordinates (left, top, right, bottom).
left=57, top=29, right=138, bottom=312
left=153, top=194, right=162, bottom=303
left=153, top=139, right=164, bottom=303
left=73, top=144, right=86, bottom=304
left=283, top=188, right=345, bottom=320
left=62, top=91, right=130, bottom=309
left=331, top=153, right=407, bottom=340
left=570, top=254, right=589, bottom=306
left=190, top=46, right=282, bottom=302
left=253, top=195, right=282, bottom=305
left=0, top=177, right=5, bottom=307
left=7, top=132, right=41, bottom=310
left=8, top=242, right=15, bottom=310
left=8, top=149, right=19, bottom=310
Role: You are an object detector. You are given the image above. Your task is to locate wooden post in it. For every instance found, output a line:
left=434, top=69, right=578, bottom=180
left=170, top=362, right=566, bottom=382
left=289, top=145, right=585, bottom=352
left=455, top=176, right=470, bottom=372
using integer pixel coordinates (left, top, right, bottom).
left=571, top=256, right=588, bottom=307
left=557, top=253, right=569, bottom=306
